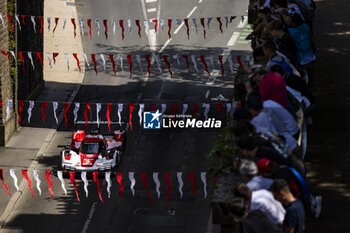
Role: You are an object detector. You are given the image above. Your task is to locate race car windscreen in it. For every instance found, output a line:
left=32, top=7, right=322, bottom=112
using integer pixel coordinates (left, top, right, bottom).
left=80, top=142, right=100, bottom=154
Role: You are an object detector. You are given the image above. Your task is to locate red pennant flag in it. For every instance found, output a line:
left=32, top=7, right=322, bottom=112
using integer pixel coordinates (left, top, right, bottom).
left=84, top=103, right=91, bottom=128
left=182, top=55, right=190, bottom=72
left=218, top=55, right=224, bottom=77
left=109, top=54, right=117, bottom=76
left=116, top=172, right=124, bottom=198
left=129, top=104, right=134, bottom=131
left=119, top=20, right=124, bottom=40
left=184, top=19, right=190, bottom=40
left=200, top=55, right=210, bottom=76
left=91, top=54, right=98, bottom=75
left=164, top=172, right=171, bottom=203
left=140, top=172, right=151, bottom=202
left=167, top=19, right=172, bottom=39
left=22, top=170, right=34, bottom=197
left=18, top=100, right=24, bottom=126
left=36, top=52, right=43, bottom=72
left=163, top=55, right=172, bottom=78
left=145, top=54, right=151, bottom=77
left=93, top=171, right=103, bottom=203
left=171, top=104, right=178, bottom=116
left=188, top=172, right=196, bottom=200
left=216, top=103, right=223, bottom=112
left=216, top=17, right=223, bottom=33
left=53, top=17, right=59, bottom=34
left=135, top=20, right=142, bottom=39
left=152, top=19, right=158, bottom=32
left=21, top=15, right=26, bottom=25
left=200, top=18, right=206, bottom=39
left=87, top=19, right=92, bottom=40
left=230, top=16, right=237, bottom=23
left=192, top=104, right=199, bottom=118
left=6, top=14, right=14, bottom=32
left=71, top=18, right=77, bottom=38
left=53, top=52, right=59, bottom=64
left=236, top=55, right=243, bottom=67
left=103, top=19, right=108, bottom=40
left=64, top=102, right=69, bottom=128
left=18, top=52, right=25, bottom=73
left=1, top=50, right=10, bottom=61
left=41, top=101, right=48, bottom=125
left=45, top=170, right=54, bottom=198
left=150, top=104, right=156, bottom=112
left=127, top=54, right=133, bottom=78
left=106, top=104, right=112, bottom=131
left=213, top=175, right=218, bottom=184
left=69, top=171, right=80, bottom=202
left=39, top=16, right=43, bottom=36
left=72, top=53, right=81, bottom=72
left=0, top=169, right=11, bottom=196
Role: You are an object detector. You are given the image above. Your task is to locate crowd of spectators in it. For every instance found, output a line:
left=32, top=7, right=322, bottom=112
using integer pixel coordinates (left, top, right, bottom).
left=225, top=0, right=321, bottom=232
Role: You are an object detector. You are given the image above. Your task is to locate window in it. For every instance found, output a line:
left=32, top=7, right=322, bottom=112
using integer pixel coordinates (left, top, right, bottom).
left=80, top=142, right=100, bottom=154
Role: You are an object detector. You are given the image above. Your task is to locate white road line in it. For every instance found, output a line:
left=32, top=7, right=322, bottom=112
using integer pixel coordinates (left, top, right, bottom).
left=187, top=6, right=198, bottom=18
left=81, top=202, right=97, bottom=233
left=206, top=210, right=213, bottom=233
left=147, top=8, right=156, bottom=12
left=156, top=79, right=166, bottom=99
left=145, top=0, right=157, bottom=3
left=227, top=31, right=240, bottom=46
left=140, top=0, right=156, bottom=51
left=174, top=22, right=184, bottom=34
left=199, top=0, right=204, bottom=3
left=159, top=38, right=172, bottom=53
left=237, top=16, right=247, bottom=28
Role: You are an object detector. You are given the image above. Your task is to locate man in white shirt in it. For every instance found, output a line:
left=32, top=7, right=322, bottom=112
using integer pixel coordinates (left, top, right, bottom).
left=234, top=183, right=286, bottom=225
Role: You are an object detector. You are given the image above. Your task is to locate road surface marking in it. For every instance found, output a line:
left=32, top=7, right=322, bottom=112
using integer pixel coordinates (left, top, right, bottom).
left=187, top=6, right=198, bottom=18
left=237, top=16, right=247, bottom=28
left=227, top=31, right=240, bottom=46
left=174, top=22, right=184, bottom=34
left=159, top=38, right=172, bottom=53
left=156, top=79, right=166, bottom=99
left=81, top=202, right=97, bottom=233
left=147, top=8, right=156, bottom=12
left=140, top=0, right=157, bottom=51
left=206, top=210, right=213, bottom=233
left=145, top=0, right=157, bottom=3
left=199, top=0, right=204, bottom=3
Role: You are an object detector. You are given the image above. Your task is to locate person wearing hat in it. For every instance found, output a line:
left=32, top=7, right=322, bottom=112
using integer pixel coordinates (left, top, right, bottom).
left=239, top=160, right=274, bottom=191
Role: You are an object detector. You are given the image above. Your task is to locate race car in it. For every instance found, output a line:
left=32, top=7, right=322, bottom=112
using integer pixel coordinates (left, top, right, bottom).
left=61, top=129, right=126, bottom=171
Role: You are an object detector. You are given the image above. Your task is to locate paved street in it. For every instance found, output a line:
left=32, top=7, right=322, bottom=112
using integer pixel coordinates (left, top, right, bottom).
left=0, top=0, right=250, bottom=233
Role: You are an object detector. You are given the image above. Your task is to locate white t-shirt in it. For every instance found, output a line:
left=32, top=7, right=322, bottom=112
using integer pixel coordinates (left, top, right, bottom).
left=251, top=189, right=286, bottom=224
left=247, top=176, right=274, bottom=191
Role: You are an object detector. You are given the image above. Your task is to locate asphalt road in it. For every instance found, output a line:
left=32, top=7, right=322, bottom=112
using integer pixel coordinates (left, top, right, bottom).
left=0, top=0, right=250, bottom=232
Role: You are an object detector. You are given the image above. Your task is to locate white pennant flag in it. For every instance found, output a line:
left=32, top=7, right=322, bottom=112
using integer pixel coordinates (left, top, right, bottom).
left=209, top=55, right=214, bottom=68
left=117, top=104, right=123, bottom=125
left=0, top=14, right=4, bottom=28
left=192, top=18, right=198, bottom=34
left=118, top=54, right=124, bottom=71
left=207, top=17, right=212, bottom=28
left=129, top=172, right=136, bottom=197
left=200, top=172, right=207, bottom=199
left=225, top=16, right=229, bottom=28
left=159, top=19, right=165, bottom=31
left=172, top=54, right=180, bottom=67
left=105, top=171, right=112, bottom=198
left=47, top=17, right=51, bottom=31
left=57, top=171, right=67, bottom=195
left=161, top=104, right=167, bottom=114
left=182, top=104, right=188, bottom=121
left=53, top=102, right=58, bottom=124
left=112, top=19, right=116, bottom=35
left=9, top=169, right=19, bottom=191
left=15, top=15, right=21, bottom=31
left=46, top=52, right=52, bottom=68
left=33, top=170, right=41, bottom=196
left=136, top=54, right=143, bottom=73
left=63, top=18, right=67, bottom=31
left=81, top=171, right=89, bottom=197
left=226, top=103, right=232, bottom=118
left=96, top=103, right=101, bottom=127
left=138, top=104, right=144, bottom=126
left=95, top=19, right=100, bottom=36
left=27, top=52, right=35, bottom=70
left=31, top=16, right=36, bottom=33
left=64, top=53, right=70, bottom=70
left=79, top=18, right=84, bottom=35
left=152, top=172, right=161, bottom=199
left=10, top=51, right=16, bottom=63
left=82, top=53, right=90, bottom=69
left=177, top=172, right=183, bottom=199
left=155, top=54, right=162, bottom=73
left=228, top=55, right=233, bottom=74
left=144, top=20, right=149, bottom=35
left=27, top=101, right=34, bottom=123
left=6, top=100, right=12, bottom=121
left=99, top=54, right=106, bottom=70
left=73, top=103, right=80, bottom=124
left=191, top=55, right=199, bottom=73
left=127, top=19, right=132, bottom=35
left=204, top=104, right=210, bottom=120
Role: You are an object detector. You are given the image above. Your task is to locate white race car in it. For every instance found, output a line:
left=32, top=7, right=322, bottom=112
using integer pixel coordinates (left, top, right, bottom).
left=61, top=130, right=126, bottom=171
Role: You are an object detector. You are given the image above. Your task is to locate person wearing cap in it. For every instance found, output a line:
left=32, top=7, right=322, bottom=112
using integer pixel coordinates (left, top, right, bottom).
left=239, top=160, right=274, bottom=191
left=233, top=183, right=286, bottom=225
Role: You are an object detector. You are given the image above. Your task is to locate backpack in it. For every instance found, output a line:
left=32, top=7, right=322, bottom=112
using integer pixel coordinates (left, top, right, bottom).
left=271, top=56, right=294, bottom=75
